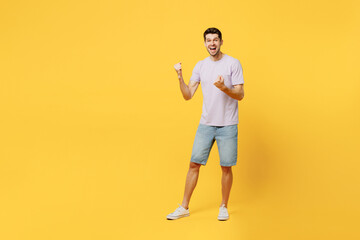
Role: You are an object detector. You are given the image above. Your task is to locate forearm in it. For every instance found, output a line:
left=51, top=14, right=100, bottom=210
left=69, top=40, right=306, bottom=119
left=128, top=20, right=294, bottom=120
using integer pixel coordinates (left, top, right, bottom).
left=222, top=86, right=244, bottom=101
left=178, top=76, right=192, bottom=100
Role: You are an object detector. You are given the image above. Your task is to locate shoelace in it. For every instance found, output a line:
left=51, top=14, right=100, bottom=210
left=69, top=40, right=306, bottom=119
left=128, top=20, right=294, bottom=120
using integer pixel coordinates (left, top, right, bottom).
left=219, top=206, right=228, bottom=215
left=173, top=204, right=185, bottom=214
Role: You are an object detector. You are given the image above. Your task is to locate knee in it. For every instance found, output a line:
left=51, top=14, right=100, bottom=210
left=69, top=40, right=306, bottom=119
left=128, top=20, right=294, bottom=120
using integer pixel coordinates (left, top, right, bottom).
left=221, top=166, right=232, bottom=174
left=189, top=162, right=201, bottom=171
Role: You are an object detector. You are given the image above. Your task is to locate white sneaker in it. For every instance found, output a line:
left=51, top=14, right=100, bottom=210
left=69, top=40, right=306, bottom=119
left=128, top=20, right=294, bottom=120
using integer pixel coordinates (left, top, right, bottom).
left=218, top=204, right=229, bottom=221
left=167, top=204, right=190, bottom=220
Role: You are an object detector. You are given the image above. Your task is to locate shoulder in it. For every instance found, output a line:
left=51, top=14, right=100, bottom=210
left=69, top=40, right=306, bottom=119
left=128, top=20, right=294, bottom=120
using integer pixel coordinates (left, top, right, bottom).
left=194, top=57, right=209, bottom=68
left=225, top=54, right=241, bottom=65
left=225, top=55, right=242, bottom=71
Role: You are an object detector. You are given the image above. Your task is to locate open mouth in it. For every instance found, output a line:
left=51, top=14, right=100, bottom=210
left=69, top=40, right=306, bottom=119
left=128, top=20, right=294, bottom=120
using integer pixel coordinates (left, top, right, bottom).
left=210, top=47, right=216, bottom=51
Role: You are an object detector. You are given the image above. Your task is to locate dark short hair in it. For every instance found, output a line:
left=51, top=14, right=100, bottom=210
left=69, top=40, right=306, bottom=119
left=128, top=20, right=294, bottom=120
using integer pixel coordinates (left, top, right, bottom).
left=203, top=28, right=222, bottom=41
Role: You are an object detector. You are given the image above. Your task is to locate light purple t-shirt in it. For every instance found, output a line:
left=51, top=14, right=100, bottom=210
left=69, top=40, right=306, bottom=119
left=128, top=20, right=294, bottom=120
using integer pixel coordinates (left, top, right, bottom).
left=190, top=54, right=244, bottom=126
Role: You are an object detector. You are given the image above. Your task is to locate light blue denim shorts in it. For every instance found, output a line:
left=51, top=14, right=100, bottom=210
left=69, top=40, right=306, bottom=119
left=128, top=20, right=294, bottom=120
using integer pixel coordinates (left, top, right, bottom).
left=190, top=123, right=238, bottom=167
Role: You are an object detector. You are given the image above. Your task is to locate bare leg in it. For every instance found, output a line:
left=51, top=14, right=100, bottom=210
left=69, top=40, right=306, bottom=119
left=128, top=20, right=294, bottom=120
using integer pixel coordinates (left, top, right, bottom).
left=181, top=162, right=201, bottom=209
left=220, top=166, right=233, bottom=207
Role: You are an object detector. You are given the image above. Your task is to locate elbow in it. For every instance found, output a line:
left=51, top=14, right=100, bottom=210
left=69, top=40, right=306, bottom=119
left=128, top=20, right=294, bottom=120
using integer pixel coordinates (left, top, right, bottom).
left=184, top=95, right=192, bottom=101
left=238, top=94, right=244, bottom=101
left=183, top=93, right=193, bottom=101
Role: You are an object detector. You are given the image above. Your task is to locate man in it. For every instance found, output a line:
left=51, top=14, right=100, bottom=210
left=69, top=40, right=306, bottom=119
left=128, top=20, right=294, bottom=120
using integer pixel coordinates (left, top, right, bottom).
left=167, top=27, right=245, bottom=221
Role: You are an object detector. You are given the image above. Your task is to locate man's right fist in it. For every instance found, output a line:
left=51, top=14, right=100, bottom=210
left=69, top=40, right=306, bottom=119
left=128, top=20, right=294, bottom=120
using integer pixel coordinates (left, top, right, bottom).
left=174, top=62, right=182, bottom=74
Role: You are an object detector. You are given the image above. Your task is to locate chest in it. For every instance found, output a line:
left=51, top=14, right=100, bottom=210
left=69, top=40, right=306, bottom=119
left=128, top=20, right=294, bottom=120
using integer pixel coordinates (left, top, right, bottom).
left=199, top=64, right=233, bottom=88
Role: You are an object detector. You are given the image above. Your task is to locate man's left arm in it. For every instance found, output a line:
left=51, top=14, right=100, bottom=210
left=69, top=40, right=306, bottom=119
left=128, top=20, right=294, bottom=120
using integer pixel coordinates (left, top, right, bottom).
left=214, top=76, right=244, bottom=101
left=223, top=84, right=244, bottom=101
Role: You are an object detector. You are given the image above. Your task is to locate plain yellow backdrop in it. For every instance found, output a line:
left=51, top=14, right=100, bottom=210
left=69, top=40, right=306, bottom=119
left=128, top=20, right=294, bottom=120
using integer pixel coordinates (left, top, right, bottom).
left=1, top=0, right=359, bottom=239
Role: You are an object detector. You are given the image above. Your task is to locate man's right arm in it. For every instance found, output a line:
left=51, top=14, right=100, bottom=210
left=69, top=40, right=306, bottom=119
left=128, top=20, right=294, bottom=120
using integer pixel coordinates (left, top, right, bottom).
left=179, top=77, right=199, bottom=100
left=174, top=62, right=199, bottom=100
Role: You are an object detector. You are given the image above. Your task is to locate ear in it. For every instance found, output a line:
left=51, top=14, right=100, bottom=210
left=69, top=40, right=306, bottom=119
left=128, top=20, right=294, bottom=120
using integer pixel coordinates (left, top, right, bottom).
left=220, top=39, right=223, bottom=46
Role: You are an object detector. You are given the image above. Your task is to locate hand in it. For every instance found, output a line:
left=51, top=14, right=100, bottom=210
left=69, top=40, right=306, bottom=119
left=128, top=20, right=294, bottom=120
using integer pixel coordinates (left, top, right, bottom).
left=214, top=75, right=227, bottom=91
left=174, top=62, right=182, bottom=76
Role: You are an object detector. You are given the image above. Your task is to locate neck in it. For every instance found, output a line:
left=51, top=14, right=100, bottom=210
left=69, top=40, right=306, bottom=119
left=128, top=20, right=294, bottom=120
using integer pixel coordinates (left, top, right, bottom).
left=210, top=51, right=224, bottom=61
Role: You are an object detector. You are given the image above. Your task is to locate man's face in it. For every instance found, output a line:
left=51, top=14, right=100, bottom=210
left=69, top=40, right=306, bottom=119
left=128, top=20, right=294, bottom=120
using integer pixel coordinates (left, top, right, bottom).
left=204, top=33, right=223, bottom=56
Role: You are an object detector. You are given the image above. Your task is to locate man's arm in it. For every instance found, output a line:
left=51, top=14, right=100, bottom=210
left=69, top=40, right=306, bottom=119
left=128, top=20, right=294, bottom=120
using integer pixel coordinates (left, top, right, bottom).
left=214, top=75, right=244, bottom=101
left=179, top=78, right=199, bottom=100
left=174, top=62, right=200, bottom=100
left=222, top=84, right=244, bottom=101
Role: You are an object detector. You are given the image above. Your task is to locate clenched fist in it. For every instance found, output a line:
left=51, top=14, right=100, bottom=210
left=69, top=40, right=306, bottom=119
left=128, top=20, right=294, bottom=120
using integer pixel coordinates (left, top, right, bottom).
left=174, top=62, right=182, bottom=77
left=214, top=75, right=227, bottom=91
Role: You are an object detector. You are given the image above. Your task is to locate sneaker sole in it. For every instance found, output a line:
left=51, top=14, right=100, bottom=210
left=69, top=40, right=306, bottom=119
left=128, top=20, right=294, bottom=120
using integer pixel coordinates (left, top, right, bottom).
left=166, top=213, right=190, bottom=220
left=218, top=217, right=229, bottom=221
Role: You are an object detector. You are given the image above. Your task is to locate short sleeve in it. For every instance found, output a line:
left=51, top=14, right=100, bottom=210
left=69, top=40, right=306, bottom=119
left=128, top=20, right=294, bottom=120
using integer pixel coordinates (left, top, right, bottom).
left=231, top=60, right=244, bottom=85
left=190, top=61, right=201, bottom=82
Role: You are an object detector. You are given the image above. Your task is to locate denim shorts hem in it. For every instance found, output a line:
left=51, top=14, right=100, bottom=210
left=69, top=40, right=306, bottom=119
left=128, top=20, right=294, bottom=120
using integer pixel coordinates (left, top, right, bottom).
left=220, top=162, right=237, bottom=167
left=190, top=159, right=207, bottom=166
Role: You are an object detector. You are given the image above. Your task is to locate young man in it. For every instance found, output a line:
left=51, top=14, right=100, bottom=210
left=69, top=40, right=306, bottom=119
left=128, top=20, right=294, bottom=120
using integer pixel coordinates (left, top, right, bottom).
left=167, top=27, right=245, bottom=221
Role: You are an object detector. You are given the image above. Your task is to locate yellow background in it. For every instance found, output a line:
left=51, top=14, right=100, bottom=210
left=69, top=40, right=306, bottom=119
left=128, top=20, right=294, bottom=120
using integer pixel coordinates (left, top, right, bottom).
left=1, top=0, right=359, bottom=239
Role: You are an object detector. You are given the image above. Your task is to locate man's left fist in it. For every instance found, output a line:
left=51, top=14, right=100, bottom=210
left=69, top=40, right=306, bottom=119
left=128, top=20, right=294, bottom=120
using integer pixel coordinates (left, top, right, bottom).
left=214, top=75, right=227, bottom=91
